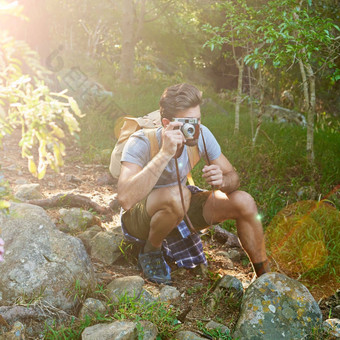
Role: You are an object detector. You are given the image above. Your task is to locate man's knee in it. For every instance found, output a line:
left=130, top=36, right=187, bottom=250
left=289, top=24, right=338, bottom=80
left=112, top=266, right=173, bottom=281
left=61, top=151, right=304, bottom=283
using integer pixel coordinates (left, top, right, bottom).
left=230, top=190, right=258, bottom=217
left=147, top=185, right=191, bottom=219
left=164, top=185, right=191, bottom=216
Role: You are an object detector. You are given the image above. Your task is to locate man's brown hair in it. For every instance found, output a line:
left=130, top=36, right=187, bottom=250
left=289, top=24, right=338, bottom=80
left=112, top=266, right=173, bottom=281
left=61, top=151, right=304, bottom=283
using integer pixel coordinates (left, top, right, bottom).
left=159, top=83, right=202, bottom=120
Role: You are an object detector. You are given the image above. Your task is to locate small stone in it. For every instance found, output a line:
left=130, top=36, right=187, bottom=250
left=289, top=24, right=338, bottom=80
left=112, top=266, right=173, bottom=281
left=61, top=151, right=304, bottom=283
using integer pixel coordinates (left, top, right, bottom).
left=82, top=321, right=137, bottom=340
left=78, top=298, right=106, bottom=319
left=106, top=276, right=145, bottom=303
left=175, top=330, right=206, bottom=339
left=97, top=173, right=117, bottom=186
left=14, top=178, right=28, bottom=185
left=1, top=321, right=25, bottom=339
left=225, top=249, right=242, bottom=262
left=159, top=286, right=180, bottom=302
left=139, top=320, right=158, bottom=340
left=59, top=208, right=94, bottom=232
left=205, top=320, right=230, bottom=335
left=65, top=174, right=82, bottom=184
left=209, top=275, right=243, bottom=311
left=89, top=231, right=123, bottom=265
left=77, top=226, right=103, bottom=252
left=323, top=319, right=340, bottom=338
left=14, top=183, right=43, bottom=201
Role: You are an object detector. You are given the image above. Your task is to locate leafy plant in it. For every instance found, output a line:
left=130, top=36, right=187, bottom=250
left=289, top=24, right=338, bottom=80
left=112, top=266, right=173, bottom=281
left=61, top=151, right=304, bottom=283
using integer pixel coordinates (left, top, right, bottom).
left=0, top=2, right=84, bottom=179
left=0, top=171, right=11, bottom=212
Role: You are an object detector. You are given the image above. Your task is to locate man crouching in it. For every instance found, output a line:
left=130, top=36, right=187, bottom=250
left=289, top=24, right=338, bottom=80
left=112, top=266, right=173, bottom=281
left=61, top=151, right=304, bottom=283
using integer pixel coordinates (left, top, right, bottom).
left=117, top=83, right=270, bottom=284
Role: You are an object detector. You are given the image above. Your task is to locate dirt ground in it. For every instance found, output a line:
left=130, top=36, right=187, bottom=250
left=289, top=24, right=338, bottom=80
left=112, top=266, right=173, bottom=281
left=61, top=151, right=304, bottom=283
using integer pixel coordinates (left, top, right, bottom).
left=0, top=130, right=337, bottom=334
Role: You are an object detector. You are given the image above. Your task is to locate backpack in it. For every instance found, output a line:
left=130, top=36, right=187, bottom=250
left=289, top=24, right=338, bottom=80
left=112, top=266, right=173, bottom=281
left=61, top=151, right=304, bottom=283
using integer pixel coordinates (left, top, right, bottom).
left=109, top=110, right=200, bottom=185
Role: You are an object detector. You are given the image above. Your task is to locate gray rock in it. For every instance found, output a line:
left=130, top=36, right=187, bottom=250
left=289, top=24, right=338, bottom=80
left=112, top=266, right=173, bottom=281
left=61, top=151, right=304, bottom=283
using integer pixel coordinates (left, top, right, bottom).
left=159, top=286, right=180, bottom=302
left=0, top=321, right=25, bottom=340
left=213, top=226, right=241, bottom=248
left=264, top=105, right=307, bottom=126
left=81, top=320, right=157, bottom=340
left=138, top=321, right=158, bottom=340
left=97, top=173, right=117, bottom=186
left=139, top=287, right=159, bottom=305
left=89, top=231, right=123, bottom=265
left=82, top=321, right=137, bottom=340
left=209, top=275, right=243, bottom=310
left=323, top=318, right=340, bottom=338
left=205, top=320, right=230, bottom=336
left=77, top=226, right=103, bottom=252
left=78, top=298, right=106, bottom=319
left=14, top=183, right=43, bottom=201
left=14, top=178, right=28, bottom=185
left=59, top=208, right=94, bottom=232
left=225, top=249, right=243, bottom=262
left=0, top=203, right=96, bottom=311
left=106, top=276, right=144, bottom=303
left=65, top=174, right=82, bottom=184
left=233, top=272, right=322, bottom=340
left=215, top=251, right=235, bottom=269
left=297, top=186, right=318, bottom=200
left=175, top=330, right=206, bottom=339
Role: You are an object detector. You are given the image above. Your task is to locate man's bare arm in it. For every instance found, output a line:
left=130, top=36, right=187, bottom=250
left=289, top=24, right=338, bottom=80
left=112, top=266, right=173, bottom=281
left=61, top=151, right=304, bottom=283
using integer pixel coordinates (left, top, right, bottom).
left=117, top=121, right=185, bottom=210
left=202, top=153, right=240, bottom=194
left=117, top=151, right=173, bottom=210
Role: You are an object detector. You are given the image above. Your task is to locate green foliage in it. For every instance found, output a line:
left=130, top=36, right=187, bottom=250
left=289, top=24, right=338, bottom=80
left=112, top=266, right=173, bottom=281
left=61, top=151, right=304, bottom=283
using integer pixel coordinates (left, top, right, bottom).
left=0, top=1, right=83, bottom=179
left=0, top=171, right=11, bottom=212
left=244, top=0, right=340, bottom=70
left=45, top=291, right=181, bottom=340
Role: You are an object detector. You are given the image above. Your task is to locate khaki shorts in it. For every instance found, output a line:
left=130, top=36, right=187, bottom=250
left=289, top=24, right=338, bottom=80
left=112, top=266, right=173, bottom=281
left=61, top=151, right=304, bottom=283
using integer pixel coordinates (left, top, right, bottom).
left=121, top=189, right=211, bottom=241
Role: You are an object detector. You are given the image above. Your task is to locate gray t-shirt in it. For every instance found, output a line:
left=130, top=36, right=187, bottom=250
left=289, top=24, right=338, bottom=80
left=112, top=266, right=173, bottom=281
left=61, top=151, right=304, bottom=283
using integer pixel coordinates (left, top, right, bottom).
left=121, top=124, right=221, bottom=188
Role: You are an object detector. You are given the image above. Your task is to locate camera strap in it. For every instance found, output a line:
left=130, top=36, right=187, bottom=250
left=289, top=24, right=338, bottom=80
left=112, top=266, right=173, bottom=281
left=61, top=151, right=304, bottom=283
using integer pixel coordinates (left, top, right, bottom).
left=174, top=157, right=197, bottom=234
left=174, top=127, right=216, bottom=234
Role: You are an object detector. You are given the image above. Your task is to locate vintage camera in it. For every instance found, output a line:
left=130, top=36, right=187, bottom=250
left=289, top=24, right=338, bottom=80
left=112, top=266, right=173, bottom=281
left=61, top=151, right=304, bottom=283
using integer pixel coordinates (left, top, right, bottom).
left=172, top=118, right=200, bottom=140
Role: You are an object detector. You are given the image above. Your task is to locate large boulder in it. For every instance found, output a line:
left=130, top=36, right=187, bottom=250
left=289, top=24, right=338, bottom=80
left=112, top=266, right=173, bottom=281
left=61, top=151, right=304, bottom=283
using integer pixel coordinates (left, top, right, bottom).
left=233, top=272, right=322, bottom=340
left=0, top=203, right=96, bottom=311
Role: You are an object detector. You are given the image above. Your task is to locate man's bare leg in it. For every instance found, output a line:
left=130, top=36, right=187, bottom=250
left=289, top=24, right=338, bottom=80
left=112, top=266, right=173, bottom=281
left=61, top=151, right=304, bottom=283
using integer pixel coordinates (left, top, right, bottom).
left=203, top=190, right=270, bottom=276
left=145, top=185, right=191, bottom=249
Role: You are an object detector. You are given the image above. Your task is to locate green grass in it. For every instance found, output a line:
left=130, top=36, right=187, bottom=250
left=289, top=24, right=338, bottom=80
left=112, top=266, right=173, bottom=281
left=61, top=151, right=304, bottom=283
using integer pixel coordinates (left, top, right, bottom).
left=44, top=289, right=181, bottom=340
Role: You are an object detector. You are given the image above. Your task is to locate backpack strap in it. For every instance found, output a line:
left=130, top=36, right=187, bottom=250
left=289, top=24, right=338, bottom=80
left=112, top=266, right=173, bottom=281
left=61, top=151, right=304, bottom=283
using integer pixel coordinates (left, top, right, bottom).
left=186, top=145, right=200, bottom=186
left=144, top=129, right=201, bottom=186
left=143, top=128, right=159, bottom=159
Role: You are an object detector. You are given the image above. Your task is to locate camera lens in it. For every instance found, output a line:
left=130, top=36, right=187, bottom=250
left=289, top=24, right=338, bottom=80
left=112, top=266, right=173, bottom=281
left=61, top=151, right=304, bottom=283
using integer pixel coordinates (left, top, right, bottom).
left=182, top=123, right=195, bottom=138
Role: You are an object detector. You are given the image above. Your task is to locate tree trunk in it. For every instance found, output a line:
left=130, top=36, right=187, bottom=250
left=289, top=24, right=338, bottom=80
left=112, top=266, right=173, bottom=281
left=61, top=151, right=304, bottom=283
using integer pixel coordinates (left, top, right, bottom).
left=298, top=59, right=309, bottom=112
left=248, top=65, right=254, bottom=139
left=234, top=58, right=244, bottom=134
left=119, top=0, right=136, bottom=82
left=305, top=61, right=315, bottom=163
left=253, top=67, right=265, bottom=146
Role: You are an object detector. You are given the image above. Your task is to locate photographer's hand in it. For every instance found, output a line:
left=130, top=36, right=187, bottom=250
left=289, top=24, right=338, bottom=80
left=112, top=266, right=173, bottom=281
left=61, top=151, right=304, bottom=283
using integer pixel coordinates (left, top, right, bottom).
left=161, top=121, right=185, bottom=158
left=202, top=164, right=223, bottom=188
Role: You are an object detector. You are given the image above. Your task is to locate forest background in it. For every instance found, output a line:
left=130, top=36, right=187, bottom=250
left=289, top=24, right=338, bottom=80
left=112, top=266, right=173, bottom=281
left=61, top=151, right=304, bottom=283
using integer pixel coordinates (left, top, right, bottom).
left=0, top=0, right=339, bottom=309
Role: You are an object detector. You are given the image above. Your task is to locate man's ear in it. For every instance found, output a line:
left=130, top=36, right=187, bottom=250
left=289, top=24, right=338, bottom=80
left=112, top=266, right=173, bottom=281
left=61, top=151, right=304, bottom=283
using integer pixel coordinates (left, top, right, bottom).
left=161, top=117, right=171, bottom=127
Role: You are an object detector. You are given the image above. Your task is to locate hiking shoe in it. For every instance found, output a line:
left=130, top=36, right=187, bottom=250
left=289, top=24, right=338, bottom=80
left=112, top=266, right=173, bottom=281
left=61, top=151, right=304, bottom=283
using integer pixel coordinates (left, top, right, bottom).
left=138, top=250, right=172, bottom=285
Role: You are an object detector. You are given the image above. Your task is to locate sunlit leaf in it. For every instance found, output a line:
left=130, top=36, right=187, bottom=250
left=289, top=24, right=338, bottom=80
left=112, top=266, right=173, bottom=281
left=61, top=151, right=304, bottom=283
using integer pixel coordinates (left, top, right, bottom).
left=0, top=200, right=10, bottom=210
left=28, top=158, right=37, bottom=176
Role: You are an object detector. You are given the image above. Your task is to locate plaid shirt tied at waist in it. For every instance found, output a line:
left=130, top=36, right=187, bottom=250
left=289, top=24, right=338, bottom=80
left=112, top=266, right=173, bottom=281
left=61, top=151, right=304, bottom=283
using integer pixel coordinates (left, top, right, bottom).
left=120, top=185, right=208, bottom=269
